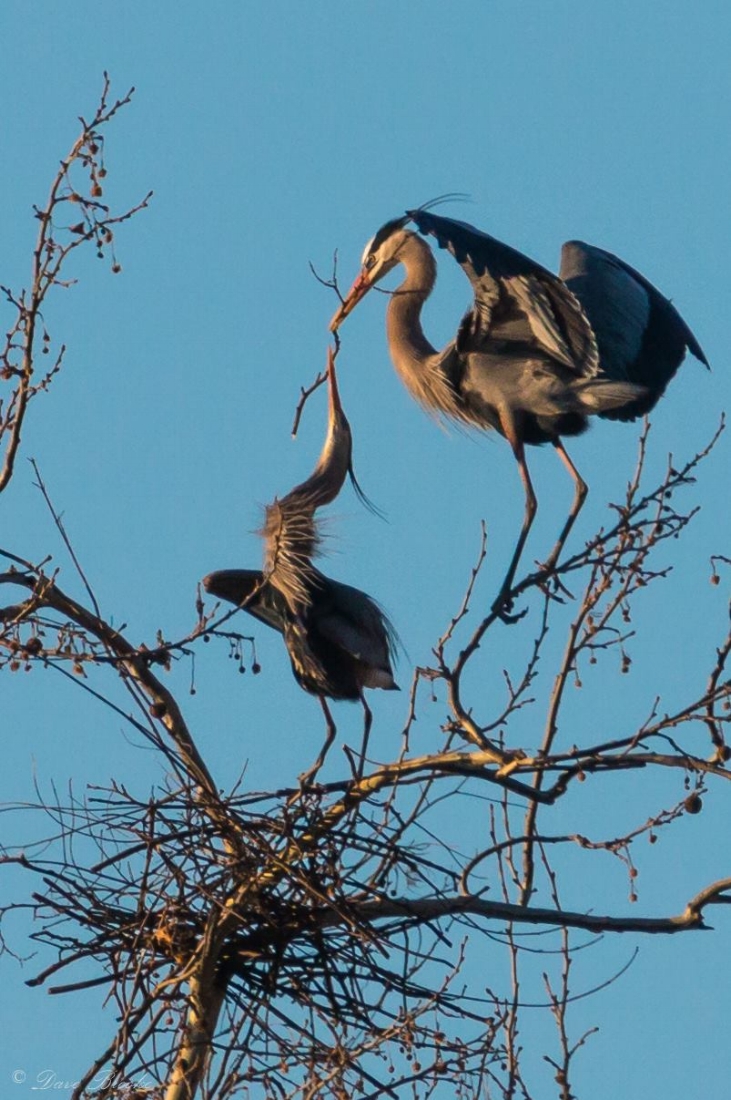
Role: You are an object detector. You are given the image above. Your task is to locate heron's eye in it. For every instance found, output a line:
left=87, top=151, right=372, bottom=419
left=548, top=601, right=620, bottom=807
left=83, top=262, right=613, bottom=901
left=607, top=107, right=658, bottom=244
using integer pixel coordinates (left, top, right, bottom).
left=364, top=255, right=377, bottom=270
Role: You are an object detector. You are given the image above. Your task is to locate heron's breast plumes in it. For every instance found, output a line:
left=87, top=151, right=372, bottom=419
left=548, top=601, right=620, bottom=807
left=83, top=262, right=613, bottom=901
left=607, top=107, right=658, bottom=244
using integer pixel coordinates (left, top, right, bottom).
left=260, top=497, right=320, bottom=612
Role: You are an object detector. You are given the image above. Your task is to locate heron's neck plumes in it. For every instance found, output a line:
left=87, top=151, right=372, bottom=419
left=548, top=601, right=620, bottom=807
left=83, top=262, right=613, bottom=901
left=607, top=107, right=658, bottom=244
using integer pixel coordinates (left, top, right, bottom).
left=262, top=410, right=352, bottom=612
left=261, top=498, right=318, bottom=611
left=386, top=235, right=461, bottom=419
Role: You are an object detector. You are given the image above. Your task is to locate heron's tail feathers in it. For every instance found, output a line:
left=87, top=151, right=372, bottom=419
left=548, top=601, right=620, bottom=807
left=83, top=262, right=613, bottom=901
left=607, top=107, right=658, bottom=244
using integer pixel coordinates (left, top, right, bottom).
left=361, top=669, right=400, bottom=691
left=576, top=379, right=649, bottom=413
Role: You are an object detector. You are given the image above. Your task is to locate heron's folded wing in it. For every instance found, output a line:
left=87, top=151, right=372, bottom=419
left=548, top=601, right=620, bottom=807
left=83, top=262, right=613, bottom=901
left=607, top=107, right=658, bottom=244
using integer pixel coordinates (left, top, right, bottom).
left=317, top=580, right=398, bottom=669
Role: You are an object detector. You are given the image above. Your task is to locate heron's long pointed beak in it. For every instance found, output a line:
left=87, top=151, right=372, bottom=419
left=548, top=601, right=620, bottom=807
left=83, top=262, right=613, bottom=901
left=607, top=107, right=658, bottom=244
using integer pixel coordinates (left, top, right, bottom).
left=329, top=270, right=373, bottom=331
left=326, top=346, right=343, bottom=417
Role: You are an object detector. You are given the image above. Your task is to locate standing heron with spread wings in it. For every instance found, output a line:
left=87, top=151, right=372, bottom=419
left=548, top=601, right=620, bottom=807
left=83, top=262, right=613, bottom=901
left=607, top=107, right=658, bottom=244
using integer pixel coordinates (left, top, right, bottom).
left=330, top=207, right=708, bottom=613
left=204, top=348, right=398, bottom=781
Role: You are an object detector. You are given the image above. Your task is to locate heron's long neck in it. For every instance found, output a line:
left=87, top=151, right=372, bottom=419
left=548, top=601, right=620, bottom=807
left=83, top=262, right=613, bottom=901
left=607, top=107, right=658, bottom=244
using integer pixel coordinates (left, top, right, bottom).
left=302, top=414, right=351, bottom=509
left=386, top=236, right=438, bottom=366
left=262, top=414, right=352, bottom=612
left=386, top=236, right=459, bottom=417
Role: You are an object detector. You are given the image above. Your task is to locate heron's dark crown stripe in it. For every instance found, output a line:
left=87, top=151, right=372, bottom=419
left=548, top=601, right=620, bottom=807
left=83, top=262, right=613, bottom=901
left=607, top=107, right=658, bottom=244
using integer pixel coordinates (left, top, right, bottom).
left=369, top=216, right=409, bottom=254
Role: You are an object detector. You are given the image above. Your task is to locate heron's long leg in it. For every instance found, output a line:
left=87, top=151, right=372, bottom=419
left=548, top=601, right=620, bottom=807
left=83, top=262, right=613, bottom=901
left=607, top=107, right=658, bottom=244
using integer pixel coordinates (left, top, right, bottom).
left=493, top=430, right=537, bottom=614
left=356, top=692, right=373, bottom=780
left=542, top=440, right=588, bottom=570
left=342, top=693, right=374, bottom=781
left=298, top=697, right=337, bottom=787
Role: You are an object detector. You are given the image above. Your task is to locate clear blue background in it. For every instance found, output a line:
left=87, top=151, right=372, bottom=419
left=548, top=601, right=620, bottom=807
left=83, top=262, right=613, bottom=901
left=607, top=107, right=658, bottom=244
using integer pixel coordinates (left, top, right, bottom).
left=1, top=3, right=729, bottom=1097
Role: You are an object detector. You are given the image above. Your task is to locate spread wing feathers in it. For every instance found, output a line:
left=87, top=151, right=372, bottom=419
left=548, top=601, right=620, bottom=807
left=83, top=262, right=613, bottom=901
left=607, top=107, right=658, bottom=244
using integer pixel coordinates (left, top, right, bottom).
left=202, top=569, right=286, bottom=633
left=203, top=567, right=359, bottom=699
left=409, top=209, right=598, bottom=376
left=560, top=241, right=709, bottom=421
left=203, top=569, right=398, bottom=698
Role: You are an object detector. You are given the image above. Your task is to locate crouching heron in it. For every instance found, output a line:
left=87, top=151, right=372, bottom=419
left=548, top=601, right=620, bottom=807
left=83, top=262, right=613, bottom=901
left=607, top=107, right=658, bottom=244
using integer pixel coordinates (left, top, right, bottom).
left=204, top=349, right=397, bottom=780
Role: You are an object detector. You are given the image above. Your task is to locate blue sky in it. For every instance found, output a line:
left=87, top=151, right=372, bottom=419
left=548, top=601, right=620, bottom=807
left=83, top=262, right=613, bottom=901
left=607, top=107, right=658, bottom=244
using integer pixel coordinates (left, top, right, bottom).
left=1, top=3, right=730, bottom=1097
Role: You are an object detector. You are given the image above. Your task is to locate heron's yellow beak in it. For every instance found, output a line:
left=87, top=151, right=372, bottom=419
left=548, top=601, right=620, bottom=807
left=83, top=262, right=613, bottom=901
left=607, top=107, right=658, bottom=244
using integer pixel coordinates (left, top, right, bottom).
left=329, top=270, right=373, bottom=332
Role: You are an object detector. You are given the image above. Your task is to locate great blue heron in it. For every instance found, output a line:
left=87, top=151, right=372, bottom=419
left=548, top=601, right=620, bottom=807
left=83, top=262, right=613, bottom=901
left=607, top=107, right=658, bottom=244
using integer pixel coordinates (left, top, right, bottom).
left=330, top=208, right=708, bottom=611
left=204, top=349, right=398, bottom=779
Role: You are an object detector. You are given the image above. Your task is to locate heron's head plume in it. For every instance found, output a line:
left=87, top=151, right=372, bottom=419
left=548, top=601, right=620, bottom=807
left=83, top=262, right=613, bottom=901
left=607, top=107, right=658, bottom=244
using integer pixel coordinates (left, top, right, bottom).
left=404, top=192, right=470, bottom=224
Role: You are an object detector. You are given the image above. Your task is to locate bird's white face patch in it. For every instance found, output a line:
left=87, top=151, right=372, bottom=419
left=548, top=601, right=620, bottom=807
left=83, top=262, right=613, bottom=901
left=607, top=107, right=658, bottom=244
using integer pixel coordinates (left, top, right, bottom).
left=361, top=236, right=375, bottom=265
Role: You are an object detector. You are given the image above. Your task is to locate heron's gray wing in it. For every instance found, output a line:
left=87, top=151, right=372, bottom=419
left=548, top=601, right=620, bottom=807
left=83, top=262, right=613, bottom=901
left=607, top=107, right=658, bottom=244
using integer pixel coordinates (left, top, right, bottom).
left=560, top=241, right=709, bottom=421
left=203, top=569, right=286, bottom=634
left=408, top=209, right=598, bottom=376
left=316, top=579, right=398, bottom=670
